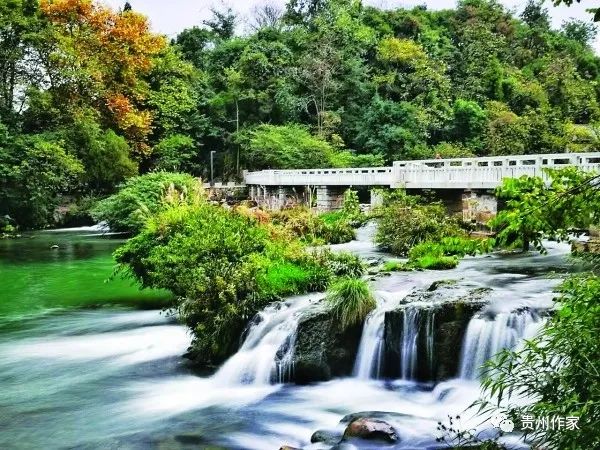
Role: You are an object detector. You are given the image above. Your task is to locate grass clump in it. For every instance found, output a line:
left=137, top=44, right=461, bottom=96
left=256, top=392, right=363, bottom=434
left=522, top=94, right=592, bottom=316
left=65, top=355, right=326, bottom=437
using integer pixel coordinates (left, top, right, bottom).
left=92, top=172, right=203, bottom=233
left=326, top=277, right=376, bottom=329
left=412, top=255, right=459, bottom=270
left=382, top=260, right=410, bottom=272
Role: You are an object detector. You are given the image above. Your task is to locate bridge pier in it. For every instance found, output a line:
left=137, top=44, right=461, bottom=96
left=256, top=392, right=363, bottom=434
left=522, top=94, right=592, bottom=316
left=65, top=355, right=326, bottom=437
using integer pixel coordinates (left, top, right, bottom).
left=370, top=189, right=384, bottom=209
left=462, top=190, right=497, bottom=224
left=316, top=186, right=345, bottom=212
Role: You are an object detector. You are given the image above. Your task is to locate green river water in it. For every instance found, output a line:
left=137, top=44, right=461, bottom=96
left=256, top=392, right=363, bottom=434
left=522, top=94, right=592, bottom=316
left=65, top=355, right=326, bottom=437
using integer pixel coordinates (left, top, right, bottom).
left=0, top=227, right=171, bottom=319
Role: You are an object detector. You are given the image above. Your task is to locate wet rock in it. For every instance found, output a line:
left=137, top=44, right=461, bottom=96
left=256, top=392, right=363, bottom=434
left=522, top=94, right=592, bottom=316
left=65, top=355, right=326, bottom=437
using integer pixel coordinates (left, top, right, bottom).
left=340, top=411, right=410, bottom=424
left=293, top=306, right=363, bottom=384
left=342, top=418, right=398, bottom=444
left=383, top=281, right=491, bottom=381
left=311, top=428, right=342, bottom=445
left=279, top=446, right=302, bottom=450
left=50, top=244, right=59, bottom=249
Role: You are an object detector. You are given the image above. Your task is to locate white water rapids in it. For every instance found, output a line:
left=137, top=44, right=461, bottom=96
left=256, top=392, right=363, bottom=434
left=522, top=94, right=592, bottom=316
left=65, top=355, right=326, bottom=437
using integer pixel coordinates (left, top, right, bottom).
left=0, top=228, right=572, bottom=449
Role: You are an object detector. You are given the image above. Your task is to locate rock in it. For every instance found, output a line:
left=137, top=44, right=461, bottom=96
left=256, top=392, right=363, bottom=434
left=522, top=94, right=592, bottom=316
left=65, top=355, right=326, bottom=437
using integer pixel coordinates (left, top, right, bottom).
left=572, top=238, right=600, bottom=255
left=311, top=429, right=342, bottom=445
left=383, top=281, right=491, bottom=381
left=293, top=306, right=363, bottom=384
left=339, top=411, right=410, bottom=425
left=279, top=446, right=302, bottom=450
left=342, top=418, right=398, bottom=444
left=50, top=244, right=59, bottom=249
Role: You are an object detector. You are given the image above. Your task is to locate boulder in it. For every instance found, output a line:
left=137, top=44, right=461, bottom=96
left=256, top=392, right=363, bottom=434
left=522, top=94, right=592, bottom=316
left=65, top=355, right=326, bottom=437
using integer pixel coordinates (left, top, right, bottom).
left=342, top=418, right=398, bottom=444
left=383, top=281, right=491, bottom=381
left=279, top=446, right=302, bottom=450
left=293, top=306, right=364, bottom=384
left=311, top=429, right=342, bottom=445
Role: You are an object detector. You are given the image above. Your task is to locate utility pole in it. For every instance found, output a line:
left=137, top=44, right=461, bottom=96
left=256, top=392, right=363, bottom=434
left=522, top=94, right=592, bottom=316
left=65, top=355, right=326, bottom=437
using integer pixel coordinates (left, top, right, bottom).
left=210, top=150, right=216, bottom=185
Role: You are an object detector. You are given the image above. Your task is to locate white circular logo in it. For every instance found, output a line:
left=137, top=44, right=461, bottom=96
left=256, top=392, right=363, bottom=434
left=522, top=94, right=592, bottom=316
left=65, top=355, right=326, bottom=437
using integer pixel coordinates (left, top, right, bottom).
left=490, top=413, right=514, bottom=432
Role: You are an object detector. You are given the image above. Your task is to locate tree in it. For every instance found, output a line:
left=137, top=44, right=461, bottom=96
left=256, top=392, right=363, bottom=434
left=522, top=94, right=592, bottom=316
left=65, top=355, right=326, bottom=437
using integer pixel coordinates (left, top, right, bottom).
left=490, top=167, right=600, bottom=251
left=153, top=134, right=199, bottom=173
left=40, top=0, right=166, bottom=156
left=562, top=19, right=598, bottom=46
left=0, top=134, right=84, bottom=228
left=203, top=7, right=237, bottom=40
left=250, top=2, right=284, bottom=30
left=236, top=124, right=338, bottom=170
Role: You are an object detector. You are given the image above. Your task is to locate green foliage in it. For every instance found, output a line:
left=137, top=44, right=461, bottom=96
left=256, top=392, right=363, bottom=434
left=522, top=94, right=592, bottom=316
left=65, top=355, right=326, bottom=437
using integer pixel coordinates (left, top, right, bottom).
left=325, top=251, right=365, bottom=278
left=480, top=274, right=600, bottom=450
left=0, top=134, right=84, bottom=228
left=411, top=254, right=459, bottom=270
left=271, top=206, right=356, bottom=245
left=490, top=167, right=600, bottom=252
left=153, top=134, right=199, bottom=173
left=62, top=115, right=137, bottom=192
left=115, top=200, right=339, bottom=363
left=237, top=124, right=337, bottom=170
left=92, top=172, right=203, bottom=233
left=326, top=277, right=376, bottom=329
left=375, top=192, right=463, bottom=256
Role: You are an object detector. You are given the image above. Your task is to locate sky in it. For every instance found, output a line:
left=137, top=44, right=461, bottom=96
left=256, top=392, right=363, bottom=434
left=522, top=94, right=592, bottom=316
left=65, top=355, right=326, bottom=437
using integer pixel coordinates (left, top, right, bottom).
left=104, top=0, right=600, bottom=52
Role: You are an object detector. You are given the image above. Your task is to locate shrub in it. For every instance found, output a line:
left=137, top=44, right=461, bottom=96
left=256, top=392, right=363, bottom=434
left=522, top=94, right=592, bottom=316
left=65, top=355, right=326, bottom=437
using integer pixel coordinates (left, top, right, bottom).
left=325, top=252, right=366, bottom=278
left=382, top=260, right=410, bottom=272
left=326, top=278, right=376, bottom=329
left=271, top=207, right=355, bottom=244
left=92, top=172, right=203, bottom=233
left=376, top=200, right=463, bottom=256
left=412, top=255, right=459, bottom=270
left=115, top=201, right=336, bottom=364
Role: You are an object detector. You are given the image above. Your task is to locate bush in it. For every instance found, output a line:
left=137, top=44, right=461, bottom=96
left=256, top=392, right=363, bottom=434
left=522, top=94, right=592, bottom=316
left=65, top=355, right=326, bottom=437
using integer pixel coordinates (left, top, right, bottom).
left=411, top=255, right=459, bottom=270
left=326, top=278, right=376, bottom=329
left=325, top=252, right=365, bottom=278
left=115, top=201, right=336, bottom=364
left=271, top=207, right=355, bottom=245
left=92, top=172, right=203, bottom=233
left=376, top=198, right=463, bottom=256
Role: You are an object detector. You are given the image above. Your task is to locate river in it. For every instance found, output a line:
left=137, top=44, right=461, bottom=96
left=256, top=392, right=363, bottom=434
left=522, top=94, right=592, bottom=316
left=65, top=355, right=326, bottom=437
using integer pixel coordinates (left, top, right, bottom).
left=0, top=226, right=575, bottom=449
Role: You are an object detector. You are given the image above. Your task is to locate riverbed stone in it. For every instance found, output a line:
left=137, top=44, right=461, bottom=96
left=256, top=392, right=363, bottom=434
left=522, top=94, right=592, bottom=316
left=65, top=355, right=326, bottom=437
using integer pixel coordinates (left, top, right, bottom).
left=342, top=418, right=399, bottom=444
left=311, top=428, right=342, bottom=445
left=293, top=306, right=363, bottom=383
left=383, top=281, right=491, bottom=381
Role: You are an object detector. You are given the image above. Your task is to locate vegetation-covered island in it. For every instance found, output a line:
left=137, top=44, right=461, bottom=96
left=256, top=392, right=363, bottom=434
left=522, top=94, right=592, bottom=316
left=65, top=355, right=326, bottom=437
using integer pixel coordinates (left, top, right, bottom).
left=0, top=0, right=599, bottom=449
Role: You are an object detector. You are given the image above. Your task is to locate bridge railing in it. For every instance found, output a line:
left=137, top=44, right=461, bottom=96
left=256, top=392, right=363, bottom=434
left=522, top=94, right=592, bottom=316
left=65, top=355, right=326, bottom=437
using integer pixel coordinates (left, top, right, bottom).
left=243, top=153, right=600, bottom=188
left=243, top=167, right=394, bottom=186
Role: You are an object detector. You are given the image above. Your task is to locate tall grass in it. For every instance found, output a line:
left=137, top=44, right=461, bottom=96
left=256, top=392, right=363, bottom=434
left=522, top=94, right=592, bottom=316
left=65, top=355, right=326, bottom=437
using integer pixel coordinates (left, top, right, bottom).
left=326, top=278, right=376, bottom=329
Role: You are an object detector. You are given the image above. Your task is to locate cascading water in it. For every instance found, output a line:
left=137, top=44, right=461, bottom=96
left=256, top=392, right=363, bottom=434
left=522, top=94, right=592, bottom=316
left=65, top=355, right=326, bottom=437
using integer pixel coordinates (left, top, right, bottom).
left=400, top=307, right=421, bottom=380
left=459, top=309, right=544, bottom=379
left=353, top=289, right=413, bottom=380
left=213, top=293, right=321, bottom=386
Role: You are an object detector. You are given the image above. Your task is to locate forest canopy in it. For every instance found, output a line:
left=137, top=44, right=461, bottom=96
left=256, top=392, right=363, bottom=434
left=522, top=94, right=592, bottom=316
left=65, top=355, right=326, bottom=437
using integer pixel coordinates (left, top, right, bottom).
left=2, top=0, right=600, bottom=228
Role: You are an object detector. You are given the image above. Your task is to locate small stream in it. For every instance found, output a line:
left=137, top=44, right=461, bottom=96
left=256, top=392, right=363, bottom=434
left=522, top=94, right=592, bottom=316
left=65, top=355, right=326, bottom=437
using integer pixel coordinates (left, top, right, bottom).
left=0, top=226, right=575, bottom=449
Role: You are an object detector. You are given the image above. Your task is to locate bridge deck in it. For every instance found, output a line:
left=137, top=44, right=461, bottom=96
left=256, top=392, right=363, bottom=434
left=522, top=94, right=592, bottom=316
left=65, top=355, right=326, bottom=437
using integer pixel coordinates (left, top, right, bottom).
left=244, top=153, right=600, bottom=189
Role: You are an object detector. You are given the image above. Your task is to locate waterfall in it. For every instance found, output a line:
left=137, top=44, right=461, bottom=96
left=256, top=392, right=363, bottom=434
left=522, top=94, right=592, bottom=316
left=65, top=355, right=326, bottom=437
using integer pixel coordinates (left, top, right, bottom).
left=459, top=309, right=543, bottom=379
left=353, top=289, right=413, bottom=380
left=353, top=307, right=386, bottom=379
left=213, top=294, right=319, bottom=386
left=400, top=308, right=421, bottom=380
left=426, top=311, right=435, bottom=376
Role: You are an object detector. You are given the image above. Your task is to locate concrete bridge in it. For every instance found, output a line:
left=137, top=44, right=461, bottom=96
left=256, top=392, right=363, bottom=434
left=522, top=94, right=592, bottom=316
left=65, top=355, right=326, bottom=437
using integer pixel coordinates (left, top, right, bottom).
left=243, top=152, right=600, bottom=222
